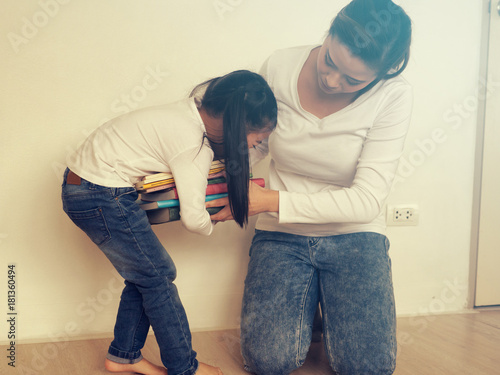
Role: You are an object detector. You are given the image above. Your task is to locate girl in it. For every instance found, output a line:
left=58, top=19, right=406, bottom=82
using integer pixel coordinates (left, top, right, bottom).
left=208, top=1, right=412, bottom=374
left=61, top=70, right=277, bottom=375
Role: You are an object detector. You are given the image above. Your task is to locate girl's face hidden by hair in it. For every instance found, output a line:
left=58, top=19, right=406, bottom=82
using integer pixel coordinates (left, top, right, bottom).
left=247, top=131, right=272, bottom=149
left=316, top=35, right=377, bottom=95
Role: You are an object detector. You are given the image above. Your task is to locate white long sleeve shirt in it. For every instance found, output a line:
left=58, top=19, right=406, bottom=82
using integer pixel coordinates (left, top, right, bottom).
left=67, top=98, right=215, bottom=236
left=252, top=45, right=413, bottom=236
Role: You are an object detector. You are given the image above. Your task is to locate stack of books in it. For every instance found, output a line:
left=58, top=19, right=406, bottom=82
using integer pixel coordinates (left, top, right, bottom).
left=135, top=160, right=226, bottom=194
left=135, top=160, right=264, bottom=224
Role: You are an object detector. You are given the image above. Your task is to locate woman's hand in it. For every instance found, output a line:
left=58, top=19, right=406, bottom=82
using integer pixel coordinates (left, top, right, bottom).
left=207, top=181, right=279, bottom=224
left=247, top=181, right=279, bottom=216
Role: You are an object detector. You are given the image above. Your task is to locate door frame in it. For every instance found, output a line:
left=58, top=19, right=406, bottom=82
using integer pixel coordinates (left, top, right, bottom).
left=469, top=0, right=494, bottom=308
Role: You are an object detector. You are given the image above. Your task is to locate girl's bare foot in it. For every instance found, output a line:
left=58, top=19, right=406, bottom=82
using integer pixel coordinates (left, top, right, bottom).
left=196, top=362, right=223, bottom=375
left=105, top=357, right=168, bottom=375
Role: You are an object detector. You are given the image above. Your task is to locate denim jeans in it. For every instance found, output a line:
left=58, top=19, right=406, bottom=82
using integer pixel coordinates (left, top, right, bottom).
left=241, top=230, right=396, bottom=375
left=61, top=169, right=198, bottom=375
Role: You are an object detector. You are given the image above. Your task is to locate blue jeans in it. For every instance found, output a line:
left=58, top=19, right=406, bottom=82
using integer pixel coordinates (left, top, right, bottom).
left=241, top=230, right=397, bottom=375
left=61, top=169, right=198, bottom=375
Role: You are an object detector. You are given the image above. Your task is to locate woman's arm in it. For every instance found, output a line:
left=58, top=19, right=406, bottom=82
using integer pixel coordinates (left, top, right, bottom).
left=207, top=177, right=279, bottom=223
left=278, top=85, right=413, bottom=225
left=209, top=83, right=413, bottom=225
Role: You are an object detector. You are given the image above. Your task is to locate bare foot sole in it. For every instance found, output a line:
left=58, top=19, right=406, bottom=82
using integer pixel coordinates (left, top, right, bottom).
left=196, top=362, right=223, bottom=375
left=105, top=358, right=168, bottom=375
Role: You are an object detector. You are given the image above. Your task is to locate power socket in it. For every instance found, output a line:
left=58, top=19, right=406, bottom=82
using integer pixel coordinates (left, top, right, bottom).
left=387, top=205, right=419, bottom=226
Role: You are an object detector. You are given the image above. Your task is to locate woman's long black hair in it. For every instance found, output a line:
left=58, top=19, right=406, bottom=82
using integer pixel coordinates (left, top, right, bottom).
left=191, top=70, right=277, bottom=227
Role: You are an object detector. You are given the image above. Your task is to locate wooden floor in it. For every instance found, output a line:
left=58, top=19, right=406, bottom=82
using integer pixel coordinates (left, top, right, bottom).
left=2, top=310, right=500, bottom=374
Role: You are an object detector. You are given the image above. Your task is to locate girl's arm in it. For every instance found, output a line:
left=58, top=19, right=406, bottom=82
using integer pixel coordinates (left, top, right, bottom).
left=170, top=147, right=214, bottom=235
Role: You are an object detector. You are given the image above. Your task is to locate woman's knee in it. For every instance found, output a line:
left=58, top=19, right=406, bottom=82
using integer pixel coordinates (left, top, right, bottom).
left=241, top=338, right=304, bottom=375
left=325, top=343, right=396, bottom=375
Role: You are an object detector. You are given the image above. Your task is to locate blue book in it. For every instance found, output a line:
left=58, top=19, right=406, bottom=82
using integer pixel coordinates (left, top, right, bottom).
left=138, top=193, right=228, bottom=211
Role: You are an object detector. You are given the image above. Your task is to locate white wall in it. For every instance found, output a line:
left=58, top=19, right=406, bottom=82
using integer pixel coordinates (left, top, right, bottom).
left=0, top=0, right=483, bottom=345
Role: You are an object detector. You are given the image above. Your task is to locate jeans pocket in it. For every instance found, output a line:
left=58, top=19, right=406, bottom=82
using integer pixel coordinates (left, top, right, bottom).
left=66, top=207, right=111, bottom=245
left=384, top=236, right=391, bottom=252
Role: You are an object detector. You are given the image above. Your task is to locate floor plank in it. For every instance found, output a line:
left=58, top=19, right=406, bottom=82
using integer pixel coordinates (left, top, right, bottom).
left=1, top=310, right=499, bottom=374
left=395, top=310, right=500, bottom=375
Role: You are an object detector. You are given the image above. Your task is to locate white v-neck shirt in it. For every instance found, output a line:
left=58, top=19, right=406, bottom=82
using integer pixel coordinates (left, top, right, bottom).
left=251, top=45, right=413, bottom=236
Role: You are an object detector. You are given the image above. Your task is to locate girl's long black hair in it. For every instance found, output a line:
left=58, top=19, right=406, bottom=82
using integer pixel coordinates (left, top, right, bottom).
left=191, top=70, right=277, bottom=227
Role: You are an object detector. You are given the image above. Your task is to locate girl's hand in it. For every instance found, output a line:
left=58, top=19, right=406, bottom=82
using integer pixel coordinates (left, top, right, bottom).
left=206, top=181, right=279, bottom=224
left=207, top=196, right=234, bottom=223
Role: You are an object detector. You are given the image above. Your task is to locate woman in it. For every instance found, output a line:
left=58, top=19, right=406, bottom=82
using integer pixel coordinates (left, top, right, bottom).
left=208, top=1, right=412, bottom=374
left=61, top=70, right=277, bottom=375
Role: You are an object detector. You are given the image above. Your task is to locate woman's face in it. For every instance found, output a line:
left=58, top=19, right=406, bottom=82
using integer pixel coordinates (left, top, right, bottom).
left=316, top=35, right=377, bottom=95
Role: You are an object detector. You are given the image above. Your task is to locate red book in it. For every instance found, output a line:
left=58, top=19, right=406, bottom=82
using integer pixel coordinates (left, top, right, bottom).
left=140, top=178, right=265, bottom=202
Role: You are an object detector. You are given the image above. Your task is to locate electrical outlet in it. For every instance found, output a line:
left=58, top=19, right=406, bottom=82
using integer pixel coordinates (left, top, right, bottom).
left=387, top=205, right=419, bottom=226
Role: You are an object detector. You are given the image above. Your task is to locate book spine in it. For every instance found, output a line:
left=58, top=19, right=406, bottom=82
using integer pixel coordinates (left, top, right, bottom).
left=141, top=178, right=264, bottom=200
left=143, top=182, right=227, bottom=201
left=137, top=201, right=159, bottom=210
left=147, top=206, right=224, bottom=225
left=207, top=171, right=225, bottom=179
left=140, top=178, right=175, bottom=190
left=207, top=177, right=226, bottom=185
left=139, top=189, right=176, bottom=202
left=142, top=161, right=225, bottom=184
left=137, top=175, right=227, bottom=193
left=202, top=178, right=264, bottom=197
left=251, top=178, right=265, bottom=188
left=154, top=193, right=228, bottom=209
left=141, top=172, right=173, bottom=184
left=142, top=183, right=176, bottom=193
left=146, top=206, right=181, bottom=224
left=204, top=183, right=227, bottom=197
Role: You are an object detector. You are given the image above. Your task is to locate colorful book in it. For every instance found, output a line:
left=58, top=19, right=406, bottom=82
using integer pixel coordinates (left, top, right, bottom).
left=140, top=176, right=227, bottom=194
left=136, top=159, right=266, bottom=225
left=136, top=178, right=175, bottom=191
left=140, top=187, right=176, bottom=201
left=140, top=178, right=265, bottom=202
left=147, top=206, right=224, bottom=225
left=141, top=160, right=225, bottom=184
left=141, top=183, right=177, bottom=194
left=135, top=160, right=225, bottom=191
left=138, top=193, right=228, bottom=211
